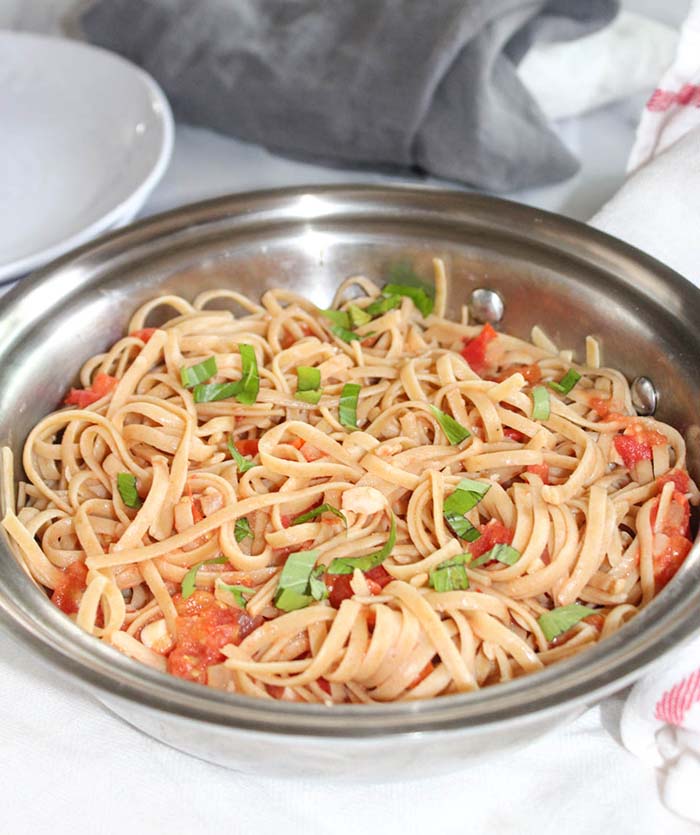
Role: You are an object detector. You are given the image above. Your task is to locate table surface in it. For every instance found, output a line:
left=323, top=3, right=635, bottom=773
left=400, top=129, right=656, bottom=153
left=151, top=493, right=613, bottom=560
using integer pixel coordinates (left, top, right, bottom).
left=2, top=3, right=698, bottom=834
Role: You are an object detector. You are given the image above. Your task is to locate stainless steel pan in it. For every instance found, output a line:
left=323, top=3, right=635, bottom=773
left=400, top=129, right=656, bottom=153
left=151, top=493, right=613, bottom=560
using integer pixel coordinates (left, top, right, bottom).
left=1, top=185, right=698, bottom=779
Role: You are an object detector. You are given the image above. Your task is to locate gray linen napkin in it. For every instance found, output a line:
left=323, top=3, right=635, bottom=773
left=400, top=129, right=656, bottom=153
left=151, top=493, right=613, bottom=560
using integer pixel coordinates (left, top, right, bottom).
left=81, top=0, right=618, bottom=191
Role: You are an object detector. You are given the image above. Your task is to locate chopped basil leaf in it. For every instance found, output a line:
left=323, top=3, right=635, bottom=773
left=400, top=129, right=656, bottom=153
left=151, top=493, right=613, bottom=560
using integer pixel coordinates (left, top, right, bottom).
left=295, top=365, right=322, bottom=404
left=470, top=543, right=521, bottom=568
left=193, top=344, right=259, bottom=405
left=194, top=381, right=240, bottom=403
left=429, top=553, right=469, bottom=592
left=292, top=503, right=347, bottom=529
left=273, top=549, right=320, bottom=612
left=309, top=565, right=328, bottom=601
left=383, top=281, right=434, bottom=317
left=217, top=581, right=253, bottom=609
left=234, top=517, right=252, bottom=543
left=116, top=472, right=141, bottom=509
left=548, top=369, right=581, bottom=396
left=320, top=309, right=351, bottom=329
left=235, top=344, right=260, bottom=405
left=365, top=294, right=402, bottom=318
left=531, top=385, right=551, bottom=421
left=180, top=356, right=217, bottom=388
left=227, top=436, right=256, bottom=474
left=181, top=555, right=228, bottom=599
left=538, top=603, right=597, bottom=641
left=348, top=304, right=372, bottom=328
left=296, top=365, right=321, bottom=391
left=295, top=389, right=322, bottom=404
left=429, top=405, right=471, bottom=445
left=443, top=479, right=490, bottom=541
left=330, top=324, right=365, bottom=343
left=227, top=436, right=255, bottom=473
left=339, top=382, right=361, bottom=430
left=327, top=514, right=396, bottom=575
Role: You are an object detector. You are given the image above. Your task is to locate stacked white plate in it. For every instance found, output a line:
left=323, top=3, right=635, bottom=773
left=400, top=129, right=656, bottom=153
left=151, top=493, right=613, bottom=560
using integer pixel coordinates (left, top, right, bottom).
left=0, top=31, right=174, bottom=283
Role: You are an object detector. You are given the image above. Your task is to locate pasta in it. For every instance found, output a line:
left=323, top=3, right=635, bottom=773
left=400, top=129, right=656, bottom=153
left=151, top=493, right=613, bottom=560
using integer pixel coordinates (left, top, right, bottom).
left=1, top=258, right=697, bottom=705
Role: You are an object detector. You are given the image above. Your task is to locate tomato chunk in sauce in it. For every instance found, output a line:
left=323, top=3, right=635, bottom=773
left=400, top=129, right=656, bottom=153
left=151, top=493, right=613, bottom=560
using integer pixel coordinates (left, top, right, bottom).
left=651, top=491, right=693, bottom=591
left=167, top=591, right=261, bottom=684
left=467, top=519, right=514, bottom=561
left=51, top=561, right=88, bottom=614
left=461, top=323, right=497, bottom=376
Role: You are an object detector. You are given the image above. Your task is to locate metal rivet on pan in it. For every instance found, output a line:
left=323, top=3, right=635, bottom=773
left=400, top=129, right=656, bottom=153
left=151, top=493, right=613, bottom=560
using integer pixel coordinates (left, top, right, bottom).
left=631, top=376, right=658, bottom=416
left=470, top=288, right=504, bottom=324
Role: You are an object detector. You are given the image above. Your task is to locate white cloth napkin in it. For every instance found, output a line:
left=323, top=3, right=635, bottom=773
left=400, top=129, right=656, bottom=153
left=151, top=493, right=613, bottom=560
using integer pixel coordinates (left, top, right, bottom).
left=590, top=1, right=700, bottom=823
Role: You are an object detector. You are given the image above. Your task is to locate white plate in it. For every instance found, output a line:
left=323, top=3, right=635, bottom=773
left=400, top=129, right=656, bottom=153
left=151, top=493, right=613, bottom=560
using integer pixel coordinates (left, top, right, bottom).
left=0, top=32, right=174, bottom=282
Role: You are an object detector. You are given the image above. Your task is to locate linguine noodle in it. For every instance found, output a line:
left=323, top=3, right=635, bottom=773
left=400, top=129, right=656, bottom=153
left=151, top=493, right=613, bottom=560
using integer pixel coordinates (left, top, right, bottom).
left=1, top=258, right=697, bottom=704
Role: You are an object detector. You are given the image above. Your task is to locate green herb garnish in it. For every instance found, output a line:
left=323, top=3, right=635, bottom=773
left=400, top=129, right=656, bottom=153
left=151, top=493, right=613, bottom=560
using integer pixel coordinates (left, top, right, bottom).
left=273, top=549, right=322, bottom=612
left=348, top=304, right=372, bottom=328
left=339, top=382, right=361, bottom=430
left=292, top=503, right=347, bottom=529
left=548, top=369, right=581, bottom=396
left=217, top=581, right=254, bottom=609
left=227, top=436, right=256, bottom=474
left=295, top=365, right=322, bottom=404
left=327, top=514, right=396, bottom=575
left=320, top=309, right=351, bottom=329
left=429, top=554, right=469, bottom=592
left=443, top=479, right=490, bottom=542
left=470, top=543, right=521, bottom=568
left=117, top=472, right=141, bottom=509
left=531, top=385, right=551, bottom=421
left=365, top=294, right=402, bottom=318
left=180, top=356, right=217, bottom=388
left=234, top=517, right=252, bottom=543
left=538, top=603, right=597, bottom=641
left=193, top=344, right=259, bottom=404
left=181, top=556, right=228, bottom=599
left=429, top=405, right=471, bottom=445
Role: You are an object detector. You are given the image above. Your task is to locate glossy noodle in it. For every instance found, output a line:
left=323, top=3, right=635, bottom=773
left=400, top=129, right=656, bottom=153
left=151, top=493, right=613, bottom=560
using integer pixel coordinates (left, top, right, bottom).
left=1, top=258, right=697, bottom=704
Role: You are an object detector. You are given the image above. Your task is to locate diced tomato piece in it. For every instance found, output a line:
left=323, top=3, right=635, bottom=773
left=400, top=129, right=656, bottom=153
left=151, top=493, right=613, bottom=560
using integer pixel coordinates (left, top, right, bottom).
left=409, top=661, right=434, bottom=689
left=168, top=591, right=261, bottom=684
left=325, top=563, right=393, bottom=609
left=301, top=442, right=326, bottom=462
left=589, top=397, right=612, bottom=418
left=91, top=373, right=119, bottom=397
left=497, top=364, right=542, bottom=385
left=651, top=491, right=693, bottom=591
left=129, top=327, right=157, bottom=343
left=467, top=520, right=514, bottom=561
left=461, top=323, right=498, bottom=375
left=658, top=469, right=690, bottom=495
left=191, top=498, right=204, bottom=524
left=614, top=434, right=652, bottom=468
left=234, top=439, right=259, bottom=456
left=526, top=463, right=550, bottom=484
left=64, top=388, right=100, bottom=408
left=365, top=565, right=393, bottom=589
left=654, top=535, right=693, bottom=591
left=51, top=561, right=88, bottom=614
left=64, top=373, right=118, bottom=408
left=280, top=324, right=313, bottom=350
left=317, top=677, right=332, bottom=695
left=289, top=437, right=305, bottom=450
left=504, top=427, right=526, bottom=443
left=326, top=573, right=354, bottom=609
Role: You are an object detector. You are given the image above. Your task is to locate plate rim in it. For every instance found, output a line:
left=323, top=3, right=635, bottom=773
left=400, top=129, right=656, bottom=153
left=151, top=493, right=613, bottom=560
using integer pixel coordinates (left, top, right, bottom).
left=0, top=31, right=174, bottom=282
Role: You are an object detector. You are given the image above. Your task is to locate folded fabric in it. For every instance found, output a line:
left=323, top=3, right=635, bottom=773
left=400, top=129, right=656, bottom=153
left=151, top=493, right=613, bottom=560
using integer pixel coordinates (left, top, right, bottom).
left=518, top=11, right=678, bottom=122
left=80, top=0, right=617, bottom=192
left=591, top=2, right=700, bottom=822
left=591, top=0, right=700, bottom=284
